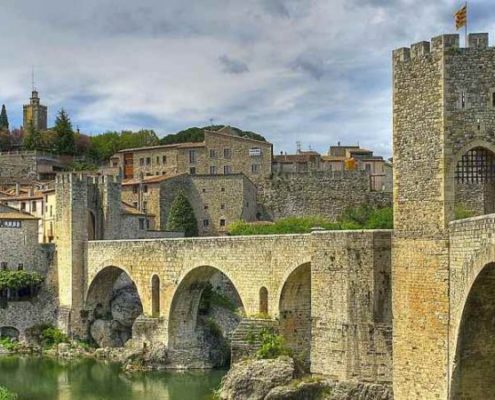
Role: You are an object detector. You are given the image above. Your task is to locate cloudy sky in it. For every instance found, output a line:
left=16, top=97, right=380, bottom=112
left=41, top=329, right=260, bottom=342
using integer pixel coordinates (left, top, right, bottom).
left=1, top=0, right=494, bottom=157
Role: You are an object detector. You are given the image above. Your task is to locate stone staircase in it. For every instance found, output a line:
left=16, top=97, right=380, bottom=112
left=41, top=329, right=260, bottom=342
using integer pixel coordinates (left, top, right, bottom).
left=230, top=318, right=278, bottom=364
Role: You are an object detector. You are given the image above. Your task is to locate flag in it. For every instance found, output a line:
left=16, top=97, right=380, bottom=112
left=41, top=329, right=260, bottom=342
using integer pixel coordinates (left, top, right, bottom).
left=455, top=4, right=467, bottom=30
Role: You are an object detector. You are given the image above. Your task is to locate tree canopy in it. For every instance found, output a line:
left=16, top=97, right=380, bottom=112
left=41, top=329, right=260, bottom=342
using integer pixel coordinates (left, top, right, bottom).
left=53, top=109, right=76, bottom=155
left=160, top=125, right=266, bottom=145
left=166, top=191, right=198, bottom=237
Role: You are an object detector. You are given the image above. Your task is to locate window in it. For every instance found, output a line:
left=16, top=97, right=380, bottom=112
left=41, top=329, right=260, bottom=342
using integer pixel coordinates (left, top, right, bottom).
left=162, top=155, right=167, bottom=164
left=133, top=201, right=138, bottom=208
left=143, top=185, right=148, bottom=193
left=146, top=219, right=150, bottom=229
left=189, top=150, right=197, bottom=164
left=143, top=201, right=148, bottom=212
left=220, top=204, right=225, bottom=210
left=224, top=148, right=231, bottom=159
left=140, top=158, right=144, bottom=166
left=365, top=164, right=371, bottom=172
left=249, top=147, right=262, bottom=157
left=461, top=91, right=466, bottom=109
left=162, top=171, right=166, bottom=175
left=1, top=262, right=7, bottom=270
left=133, top=185, right=138, bottom=194
left=17, top=263, right=23, bottom=271
left=32, top=201, right=37, bottom=212
left=21, top=202, right=26, bottom=211
left=221, top=187, right=225, bottom=192
left=210, top=166, right=217, bottom=175
left=156, top=156, right=160, bottom=164
left=202, top=188, right=206, bottom=193
left=203, top=219, right=209, bottom=227
left=50, top=205, right=53, bottom=217
left=209, top=149, right=217, bottom=159
left=224, top=165, right=232, bottom=175
left=251, top=164, right=260, bottom=174
left=492, top=91, right=495, bottom=108
left=220, top=219, right=226, bottom=227
left=146, top=173, right=152, bottom=176
left=146, top=157, right=151, bottom=165
left=112, top=160, right=118, bottom=167
left=139, top=218, right=145, bottom=230
left=190, top=167, right=196, bottom=175
left=204, top=205, right=209, bottom=210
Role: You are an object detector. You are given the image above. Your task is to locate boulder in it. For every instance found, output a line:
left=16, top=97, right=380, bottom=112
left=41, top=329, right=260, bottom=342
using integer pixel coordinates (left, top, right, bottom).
left=111, top=287, right=143, bottom=327
left=219, top=356, right=294, bottom=400
left=90, top=319, right=130, bottom=348
left=324, top=382, right=393, bottom=400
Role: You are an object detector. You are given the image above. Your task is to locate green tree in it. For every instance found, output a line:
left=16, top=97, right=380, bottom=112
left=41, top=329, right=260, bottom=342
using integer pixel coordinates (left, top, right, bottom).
left=159, top=125, right=266, bottom=145
left=0, top=105, right=8, bottom=131
left=23, top=121, right=43, bottom=151
left=53, top=109, right=75, bottom=155
left=166, top=191, right=198, bottom=237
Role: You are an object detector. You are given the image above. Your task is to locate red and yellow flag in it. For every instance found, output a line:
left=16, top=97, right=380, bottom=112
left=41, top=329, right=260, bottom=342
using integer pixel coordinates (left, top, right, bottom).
left=455, top=4, right=467, bottom=30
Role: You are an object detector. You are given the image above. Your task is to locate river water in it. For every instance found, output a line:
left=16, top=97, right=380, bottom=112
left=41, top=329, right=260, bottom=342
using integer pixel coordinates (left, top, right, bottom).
left=0, top=356, right=225, bottom=400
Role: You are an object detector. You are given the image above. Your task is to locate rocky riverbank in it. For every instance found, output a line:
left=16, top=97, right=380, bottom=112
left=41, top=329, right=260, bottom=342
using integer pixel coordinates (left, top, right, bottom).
left=217, top=356, right=393, bottom=400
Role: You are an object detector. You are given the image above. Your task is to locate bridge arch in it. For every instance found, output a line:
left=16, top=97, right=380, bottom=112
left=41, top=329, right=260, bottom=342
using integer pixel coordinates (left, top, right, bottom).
left=278, top=262, right=311, bottom=369
left=451, top=261, right=495, bottom=399
left=85, top=266, right=143, bottom=347
left=167, top=265, right=245, bottom=368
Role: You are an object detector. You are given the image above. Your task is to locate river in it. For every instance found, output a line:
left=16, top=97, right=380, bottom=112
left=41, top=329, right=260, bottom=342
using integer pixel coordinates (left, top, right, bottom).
left=0, top=356, right=225, bottom=400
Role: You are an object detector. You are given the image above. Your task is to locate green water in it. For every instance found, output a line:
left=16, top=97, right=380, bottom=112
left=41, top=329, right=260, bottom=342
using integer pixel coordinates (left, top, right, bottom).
left=0, top=356, right=225, bottom=400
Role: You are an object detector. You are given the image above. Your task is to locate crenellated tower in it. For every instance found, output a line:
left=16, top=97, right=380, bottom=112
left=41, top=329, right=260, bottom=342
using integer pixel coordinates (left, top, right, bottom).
left=393, top=32, right=495, bottom=399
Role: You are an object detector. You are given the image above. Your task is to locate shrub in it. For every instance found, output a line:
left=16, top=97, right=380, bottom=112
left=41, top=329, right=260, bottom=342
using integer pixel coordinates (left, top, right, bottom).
left=0, top=386, right=17, bottom=400
left=41, top=326, right=69, bottom=348
left=256, top=328, right=291, bottom=359
left=0, top=337, right=19, bottom=352
left=455, top=204, right=476, bottom=220
left=0, top=271, right=44, bottom=291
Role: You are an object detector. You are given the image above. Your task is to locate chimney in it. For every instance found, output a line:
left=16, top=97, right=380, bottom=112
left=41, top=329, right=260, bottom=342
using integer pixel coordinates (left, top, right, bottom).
left=29, top=186, right=34, bottom=197
left=15, top=183, right=20, bottom=196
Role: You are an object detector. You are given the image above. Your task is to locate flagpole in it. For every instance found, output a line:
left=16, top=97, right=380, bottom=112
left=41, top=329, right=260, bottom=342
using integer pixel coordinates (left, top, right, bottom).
left=465, top=1, right=468, bottom=47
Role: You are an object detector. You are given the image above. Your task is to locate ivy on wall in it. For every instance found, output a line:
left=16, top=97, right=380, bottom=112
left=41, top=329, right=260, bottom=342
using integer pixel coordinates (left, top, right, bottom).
left=0, top=271, right=44, bottom=292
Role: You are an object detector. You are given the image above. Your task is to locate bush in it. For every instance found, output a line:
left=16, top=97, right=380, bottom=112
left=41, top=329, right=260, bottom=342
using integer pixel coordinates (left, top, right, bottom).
left=0, top=337, right=19, bottom=352
left=256, top=328, right=291, bottom=359
left=0, top=386, right=17, bottom=400
left=455, top=204, right=476, bottom=220
left=0, top=271, right=44, bottom=291
left=227, top=207, right=393, bottom=236
left=41, top=326, right=69, bottom=348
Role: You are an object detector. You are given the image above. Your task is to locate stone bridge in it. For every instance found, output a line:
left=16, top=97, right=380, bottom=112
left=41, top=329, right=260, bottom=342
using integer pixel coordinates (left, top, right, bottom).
left=75, top=230, right=393, bottom=381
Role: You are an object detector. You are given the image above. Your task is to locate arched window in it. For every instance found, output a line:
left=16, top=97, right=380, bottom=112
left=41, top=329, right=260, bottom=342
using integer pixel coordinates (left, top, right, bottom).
left=259, top=287, right=268, bottom=315
left=152, top=275, right=160, bottom=317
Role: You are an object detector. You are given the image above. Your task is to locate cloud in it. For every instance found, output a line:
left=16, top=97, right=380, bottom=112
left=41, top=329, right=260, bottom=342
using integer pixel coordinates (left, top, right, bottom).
left=0, top=0, right=482, bottom=158
left=218, top=55, right=249, bottom=74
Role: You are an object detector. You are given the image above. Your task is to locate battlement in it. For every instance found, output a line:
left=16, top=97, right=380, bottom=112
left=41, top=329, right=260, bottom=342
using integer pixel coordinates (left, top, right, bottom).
left=393, top=33, right=490, bottom=63
left=55, top=173, right=121, bottom=186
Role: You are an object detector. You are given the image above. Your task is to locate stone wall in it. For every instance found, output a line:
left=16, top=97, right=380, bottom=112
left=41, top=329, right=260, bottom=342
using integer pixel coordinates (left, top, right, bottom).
left=0, top=216, right=40, bottom=270
left=258, top=171, right=392, bottom=221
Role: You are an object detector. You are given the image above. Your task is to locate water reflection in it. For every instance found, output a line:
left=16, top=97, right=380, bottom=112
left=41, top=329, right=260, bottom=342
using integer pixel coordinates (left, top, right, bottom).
left=0, top=356, right=225, bottom=400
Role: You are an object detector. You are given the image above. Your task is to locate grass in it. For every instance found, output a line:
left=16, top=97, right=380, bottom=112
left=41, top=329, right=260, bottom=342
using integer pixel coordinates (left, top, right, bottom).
left=0, top=386, right=17, bottom=400
left=454, top=204, right=477, bottom=220
left=228, top=206, right=393, bottom=236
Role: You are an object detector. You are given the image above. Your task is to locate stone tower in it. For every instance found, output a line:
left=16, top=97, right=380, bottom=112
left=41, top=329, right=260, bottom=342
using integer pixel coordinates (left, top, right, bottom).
left=392, top=33, right=495, bottom=399
left=55, top=173, right=122, bottom=337
left=23, top=90, right=47, bottom=131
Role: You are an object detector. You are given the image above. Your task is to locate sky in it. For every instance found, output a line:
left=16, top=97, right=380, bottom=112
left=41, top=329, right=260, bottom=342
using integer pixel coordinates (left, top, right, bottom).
left=1, top=0, right=495, bottom=158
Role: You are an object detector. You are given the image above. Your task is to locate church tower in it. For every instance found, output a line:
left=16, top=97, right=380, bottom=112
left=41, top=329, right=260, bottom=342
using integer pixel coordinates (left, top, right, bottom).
left=23, top=90, right=47, bottom=131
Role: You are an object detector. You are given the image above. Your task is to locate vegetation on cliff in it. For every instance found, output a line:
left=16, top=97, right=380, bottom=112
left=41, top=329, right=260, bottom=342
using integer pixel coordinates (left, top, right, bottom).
left=166, top=191, right=199, bottom=237
left=228, top=206, right=393, bottom=235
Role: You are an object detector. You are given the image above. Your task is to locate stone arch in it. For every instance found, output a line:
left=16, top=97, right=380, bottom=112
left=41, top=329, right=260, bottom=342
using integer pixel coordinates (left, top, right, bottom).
left=167, top=265, right=245, bottom=369
left=450, top=262, right=495, bottom=399
left=259, top=286, right=268, bottom=315
left=0, top=326, right=19, bottom=341
left=85, top=266, right=143, bottom=347
left=278, top=262, right=311, bottom=369
left=450, top=141, right=495, bottom=219
left=151, top=274, right=160, bottom=318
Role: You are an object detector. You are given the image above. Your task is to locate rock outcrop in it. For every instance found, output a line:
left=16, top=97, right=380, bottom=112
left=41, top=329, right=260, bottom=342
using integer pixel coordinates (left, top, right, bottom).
left=218, top=357, right=393, bottom=400
left=219, top=356, right=294, bottom=400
